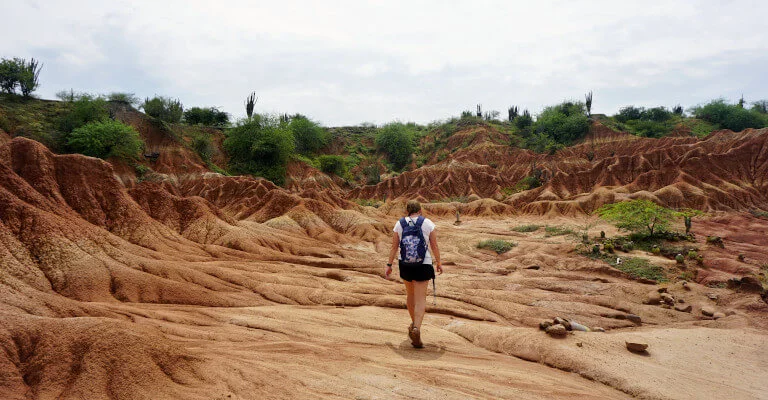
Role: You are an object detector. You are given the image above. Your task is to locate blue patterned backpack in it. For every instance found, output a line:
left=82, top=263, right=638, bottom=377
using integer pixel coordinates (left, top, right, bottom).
left=399, top=216, right=427, bottom=264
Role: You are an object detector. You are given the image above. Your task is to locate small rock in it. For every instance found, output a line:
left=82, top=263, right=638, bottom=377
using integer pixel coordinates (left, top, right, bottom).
left=570, top=321, right=591, bottom=332
left=576, top=342, right=583, bottom=347
left=660, top=293, right=675, bottom=306
left=682, top=281, right=691, bottom=291
left=545, top=324, right=567, bottom=337
left=677, top=298, right=685, bottom=304
left=526, top=265, right=541, bottom=270
left=626, top=341, right=649, bottom=353
left=593, top=327, right=606, bottom=332
left=725, top=310, right=737, bottom=316
left=707, top=293, right=718, bottom=301
left=657, top=287, right=668, bottom=293
left=674, top=304, right=692, bottom=313
left=553, top=317, right=571, bottom=331
left=625, top=314, right=642, bottom=324
left=645, top=291, right=662, bottom=305
left=539, top=321, right=552, bottom=331
left=713, top=312, right=726, bottom=320
left=701, top=306, right=715, bottom=317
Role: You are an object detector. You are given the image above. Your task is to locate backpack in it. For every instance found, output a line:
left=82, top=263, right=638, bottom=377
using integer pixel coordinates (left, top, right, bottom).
left=399, top=216, right=427, bottom=264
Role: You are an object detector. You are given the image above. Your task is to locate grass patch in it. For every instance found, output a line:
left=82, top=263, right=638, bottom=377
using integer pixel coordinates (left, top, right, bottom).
left=477, top=239, right=517, bottom=254
left=544, top=225, right=575, bottom=237
left=615, top=257, right=668, bottom=282
left=511, top=224, right=541, bottom=233
left=353, top=198, right=382, bottom=208
left=750, top=209, right=768, bottom=219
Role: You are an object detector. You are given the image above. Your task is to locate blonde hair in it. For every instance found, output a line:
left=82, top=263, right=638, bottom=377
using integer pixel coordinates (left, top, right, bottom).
left=406, top=200, right=421, bottom=215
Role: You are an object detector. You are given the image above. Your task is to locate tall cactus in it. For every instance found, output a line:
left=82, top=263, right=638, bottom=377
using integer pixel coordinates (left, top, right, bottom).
left=585, top=91, right=593, bottom=117
left=476, top=104, right=482, bottom=118
left=245, top=92, right=257, bottom=118
left=508, top=106, right=519, bottom=122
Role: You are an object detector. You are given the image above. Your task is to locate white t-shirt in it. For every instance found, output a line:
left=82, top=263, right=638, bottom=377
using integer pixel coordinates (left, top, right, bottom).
left=393, top=216, right=436, bottom=264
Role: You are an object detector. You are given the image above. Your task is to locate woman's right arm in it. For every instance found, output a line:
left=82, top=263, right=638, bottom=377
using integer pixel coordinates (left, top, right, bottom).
left=386, top=232, right=399, bottom=278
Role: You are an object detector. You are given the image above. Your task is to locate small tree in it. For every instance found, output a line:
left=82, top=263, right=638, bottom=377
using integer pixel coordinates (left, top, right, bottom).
left=375, top=122, right=415, bottom=171
left=597, top=199, right=675, bottom=236
left=316, top=155, right=347, bottom=176
left=245, top=92, right=257, bottom=119
left=107, top=92, right=140, bottom=106
left=142, top=96, right=183, bottom=123
left=289, top=114, right=328, bottom=155
left=223, top=115, right=295, bottom=184
left=0, top=58, right=20, bottom=93
left=183, top=106, right=229, bottom=127
left=18, top=58, right=42, bottom=97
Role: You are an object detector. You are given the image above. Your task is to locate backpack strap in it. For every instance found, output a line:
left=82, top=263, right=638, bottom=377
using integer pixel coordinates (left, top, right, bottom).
left=399, top=217, right=408, bottom=230
left=414, top=216, right=425, bottom=228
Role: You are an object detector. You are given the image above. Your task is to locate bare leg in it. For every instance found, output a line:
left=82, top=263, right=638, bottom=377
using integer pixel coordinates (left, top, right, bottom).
left=404, top=280, right=415, bottom=323
left=412, top=280, right=429, bottom=329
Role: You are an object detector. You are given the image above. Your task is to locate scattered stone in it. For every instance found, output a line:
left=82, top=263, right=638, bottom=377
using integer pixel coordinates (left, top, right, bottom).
left=677, top=298, right=685, bottom=304
left=569, top=321, right=591, bottom=332
left=674, top=304, right=692, bottom=313
left=526, top=265, right=541, bottom=270
left=682, top=281, right=691, bottom=291
left=713, top=312, right=726, bottom=320
left=539, top=321, right=552, bottom=331
left=576, top=342, right=583, bottom=347
left=657, top=287, right=668, bottom=293
left=645, top=291, right=662, bottom=305
left=553, top=317, right=572, bottom=331
left=626, top=341, right=649, bottom=353
left=725, top=310, right=737, bottom=316
left=546, top=324, right=567, bottom=337
left=701, top=306, right=716, bottom=317
left=707, top=293, right=718, bottom=301
left=625, top=314, right=642, bottom=324
left=593, top=327, right=606, bottom=332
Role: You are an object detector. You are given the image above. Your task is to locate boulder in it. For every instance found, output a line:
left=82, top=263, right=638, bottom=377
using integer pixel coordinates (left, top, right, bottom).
left=626, top=341, right=649, bottom=353
left=674, top=304, right=692, bottom=313
left=739, top=276, right=765, bottom=293
left=625, top=314, right=642, bottom=324
left=545, top=324, right=567, bottom=337
left=644, top=291, right=662, bottom=305
left=701, top=306, right=716, bottom=317
left=539, top=321, right=553, bottom=331
left=660, top=293, right=675, bottom=306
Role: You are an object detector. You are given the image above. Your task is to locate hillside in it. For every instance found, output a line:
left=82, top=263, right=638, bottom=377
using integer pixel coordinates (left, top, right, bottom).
left=1, top=96, right=768, bottom=399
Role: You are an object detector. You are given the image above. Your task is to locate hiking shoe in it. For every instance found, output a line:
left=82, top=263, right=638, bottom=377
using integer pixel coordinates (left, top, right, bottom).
left=409, top=326, right=423, bottom=348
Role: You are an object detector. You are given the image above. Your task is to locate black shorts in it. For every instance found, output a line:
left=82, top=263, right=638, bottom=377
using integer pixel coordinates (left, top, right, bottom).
left=398, top=261, right=435, bottom=282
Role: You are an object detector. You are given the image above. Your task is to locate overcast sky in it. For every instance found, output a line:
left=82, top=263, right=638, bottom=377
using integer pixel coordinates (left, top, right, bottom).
left=3, top=1, right=767, bottom=126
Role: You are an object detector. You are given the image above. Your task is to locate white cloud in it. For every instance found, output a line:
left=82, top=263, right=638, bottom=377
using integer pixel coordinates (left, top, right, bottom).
left=1, top=0, right=767, bottom=125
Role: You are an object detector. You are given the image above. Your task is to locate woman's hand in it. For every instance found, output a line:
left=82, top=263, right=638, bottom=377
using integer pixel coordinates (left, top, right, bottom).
left=436, top=262, right=443, bottom=275
left=385, top=264, right=393, bottom=279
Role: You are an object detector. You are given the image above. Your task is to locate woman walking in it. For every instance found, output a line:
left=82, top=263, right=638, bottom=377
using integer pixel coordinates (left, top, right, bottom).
left=386, top=200, right=443, bottom=348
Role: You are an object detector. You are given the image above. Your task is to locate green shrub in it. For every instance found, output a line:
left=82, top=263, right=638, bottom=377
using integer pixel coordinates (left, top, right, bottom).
left=375, top=122, right=415, bottom=171
left=691, top=99, right=766, bottom=131
left=615, top=106, right=644, bottom=123
left=67, top=120, right=143, bottom=160
left=604, top=242, right=615, bottom=253
left=675, top=254, right=685, bottom=264
left=223, top=115, right=295, bottom=184
left=189, top=130, right=213, bottom=163
left=624, top=119, right=672, bottom=138
left=514, top=175, right=542, bottom=191
left=477, top=239, right=517, bottom=254
left=107, top=92, right=140, bottom=106
left=289, top=115, right=328, bottom=155
left=687, top=250, right=698, bottom=259
left=615, top=257, right=667, bottom=282
left=533, top=101, right=589, bottom=145
left=183, top=107, right=229, bottom=127
left=142, top=96, right=183, bottom=123
left=316, top=155, right=347, bottom=176
left=544, top=225, right=574, bottom=237
left=512, top=224, right=541, bottom=233
left=57, top=94, right=110, bottom=150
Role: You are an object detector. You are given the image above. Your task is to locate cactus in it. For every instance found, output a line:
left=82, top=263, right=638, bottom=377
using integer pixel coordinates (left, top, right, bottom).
left=508, top=106, right=519, bottom=122
left=585, top=91, right=593, bottom=117
left=476, top=104, right=482, bottom=118
left=245, top=92, right=257, bottom=119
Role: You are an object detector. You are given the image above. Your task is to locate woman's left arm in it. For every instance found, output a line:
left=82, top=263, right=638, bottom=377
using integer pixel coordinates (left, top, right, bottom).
left=429, top=230, right=443, bottom=274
